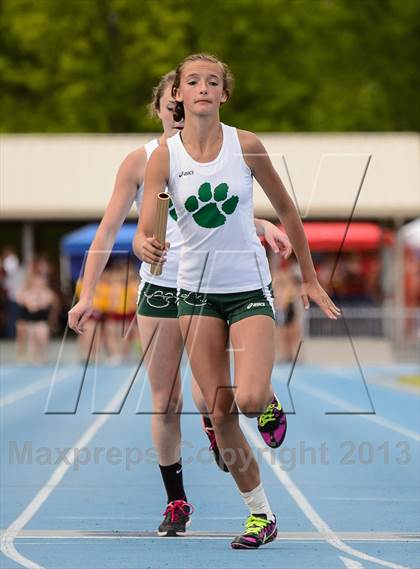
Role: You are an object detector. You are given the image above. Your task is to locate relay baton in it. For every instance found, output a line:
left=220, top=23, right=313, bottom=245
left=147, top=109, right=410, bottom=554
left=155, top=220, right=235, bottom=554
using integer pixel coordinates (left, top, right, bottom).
left=150, top=192, right=170, bottom=276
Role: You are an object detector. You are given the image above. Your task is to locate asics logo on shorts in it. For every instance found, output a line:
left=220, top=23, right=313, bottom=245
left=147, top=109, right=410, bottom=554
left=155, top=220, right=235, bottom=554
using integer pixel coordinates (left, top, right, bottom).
left=246, top=302, right=266, bottom=309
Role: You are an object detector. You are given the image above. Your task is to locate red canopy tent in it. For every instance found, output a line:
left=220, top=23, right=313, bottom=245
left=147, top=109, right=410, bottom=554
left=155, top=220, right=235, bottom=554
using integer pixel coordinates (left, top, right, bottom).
left=277, top=222, right=393, bottom=252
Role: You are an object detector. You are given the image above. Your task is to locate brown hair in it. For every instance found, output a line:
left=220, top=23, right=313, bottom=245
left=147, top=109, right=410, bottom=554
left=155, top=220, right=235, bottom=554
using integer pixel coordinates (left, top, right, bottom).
left=148, top=70, right=176, bottom=118
left=171, top=53, right=234, bottom=122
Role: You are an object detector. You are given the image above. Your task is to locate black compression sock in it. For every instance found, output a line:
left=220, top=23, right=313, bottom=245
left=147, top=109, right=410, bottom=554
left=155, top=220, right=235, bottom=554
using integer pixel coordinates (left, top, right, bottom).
left=203, top=415, right=212, bottom=429
left=159, top=459, right=186, bottom=503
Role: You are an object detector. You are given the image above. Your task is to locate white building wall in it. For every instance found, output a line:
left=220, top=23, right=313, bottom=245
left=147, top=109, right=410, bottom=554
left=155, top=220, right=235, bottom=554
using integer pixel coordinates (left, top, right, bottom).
left=1, top=133, right=418, bottom=220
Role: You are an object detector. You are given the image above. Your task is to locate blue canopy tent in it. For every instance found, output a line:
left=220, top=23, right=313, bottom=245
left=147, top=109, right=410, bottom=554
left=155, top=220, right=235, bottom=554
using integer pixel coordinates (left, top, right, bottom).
left=60, top=223, right=140, bottom=284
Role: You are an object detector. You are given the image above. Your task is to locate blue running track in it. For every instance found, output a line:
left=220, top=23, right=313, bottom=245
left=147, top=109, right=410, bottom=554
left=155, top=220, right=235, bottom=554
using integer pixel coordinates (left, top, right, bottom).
left=1, top=358, right=419, bottom=569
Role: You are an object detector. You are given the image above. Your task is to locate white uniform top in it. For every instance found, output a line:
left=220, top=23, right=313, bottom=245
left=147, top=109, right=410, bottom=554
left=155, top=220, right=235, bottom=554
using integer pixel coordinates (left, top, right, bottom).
left=166, top=123, right=271, bottom=294
left=136, top=139, right=183, bottom=289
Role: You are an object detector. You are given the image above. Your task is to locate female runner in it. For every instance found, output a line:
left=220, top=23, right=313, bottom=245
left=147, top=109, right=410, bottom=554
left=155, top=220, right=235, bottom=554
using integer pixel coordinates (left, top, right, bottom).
left=135, top=54, right=340, bottom=548
left=69, top=70, right=292, bottom=537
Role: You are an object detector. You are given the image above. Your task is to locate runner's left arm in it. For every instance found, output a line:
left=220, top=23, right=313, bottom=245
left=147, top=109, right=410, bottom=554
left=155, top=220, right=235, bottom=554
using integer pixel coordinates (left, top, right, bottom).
left=240, top=130, right=340, bottom=320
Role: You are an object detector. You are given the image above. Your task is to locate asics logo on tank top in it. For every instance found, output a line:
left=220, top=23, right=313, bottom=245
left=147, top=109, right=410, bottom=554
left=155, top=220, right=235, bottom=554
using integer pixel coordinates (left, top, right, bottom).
left=184, top=182, right=239, bottom=228
left=178, top=170, right=194, bottom=177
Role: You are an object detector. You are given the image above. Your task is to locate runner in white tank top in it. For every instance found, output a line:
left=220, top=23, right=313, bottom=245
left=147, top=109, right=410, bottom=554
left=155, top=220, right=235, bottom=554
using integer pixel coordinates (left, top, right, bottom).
left=137, top=138, right=183, bottom=289
left=69, top=70, right=292, bottom=538
left=68, top=72, right=198, bottom=537
left=167, top=122, right=272, bottom=293
left=135, top=54, right=340, bottom=549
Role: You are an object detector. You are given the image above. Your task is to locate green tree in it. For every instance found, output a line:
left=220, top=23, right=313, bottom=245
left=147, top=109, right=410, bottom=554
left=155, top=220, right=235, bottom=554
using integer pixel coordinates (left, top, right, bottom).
left=0, top=0, right=418, bottom=132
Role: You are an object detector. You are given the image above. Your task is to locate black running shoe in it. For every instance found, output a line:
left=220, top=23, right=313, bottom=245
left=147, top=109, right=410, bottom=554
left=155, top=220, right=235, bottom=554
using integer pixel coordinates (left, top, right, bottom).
left=157, top=499, right=194, bottom=537
left=231, top=514, right=277, bottom=549
left=202, top=416, right=229, bottom=472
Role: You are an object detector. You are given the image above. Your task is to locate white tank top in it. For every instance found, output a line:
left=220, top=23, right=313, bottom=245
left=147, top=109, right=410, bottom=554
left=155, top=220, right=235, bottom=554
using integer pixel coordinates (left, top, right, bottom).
left=136, top=139, right=183, bottom=288
left=166, top=123, right=271, bottom=293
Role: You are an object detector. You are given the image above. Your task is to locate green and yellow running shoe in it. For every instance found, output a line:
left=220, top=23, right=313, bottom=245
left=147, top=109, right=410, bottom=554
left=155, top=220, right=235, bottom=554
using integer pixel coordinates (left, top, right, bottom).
left=258, top=394, right=287, bottom=448
left=231, top=514, right=277, bottom=549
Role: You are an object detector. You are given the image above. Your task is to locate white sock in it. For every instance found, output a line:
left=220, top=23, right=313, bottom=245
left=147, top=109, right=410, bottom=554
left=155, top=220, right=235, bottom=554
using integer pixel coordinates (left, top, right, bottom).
left=240, top=482, right=274, bottom=520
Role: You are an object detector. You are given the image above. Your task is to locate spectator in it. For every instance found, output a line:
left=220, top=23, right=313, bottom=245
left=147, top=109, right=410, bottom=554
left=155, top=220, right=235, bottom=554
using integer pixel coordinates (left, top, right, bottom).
left=272, top=268, right=303, bottom=363
left=0, top=246, right=24, bottom=338
left=103, top=261, right=138, bottom=365
left=74, top=270, right=108, bottom=363
left=16, top=272, right=55, bottom=364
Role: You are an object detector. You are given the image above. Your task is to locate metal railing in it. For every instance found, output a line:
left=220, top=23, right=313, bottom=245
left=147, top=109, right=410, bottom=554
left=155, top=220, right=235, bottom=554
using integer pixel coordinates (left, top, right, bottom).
left=305, top=306, right=420, bottom=345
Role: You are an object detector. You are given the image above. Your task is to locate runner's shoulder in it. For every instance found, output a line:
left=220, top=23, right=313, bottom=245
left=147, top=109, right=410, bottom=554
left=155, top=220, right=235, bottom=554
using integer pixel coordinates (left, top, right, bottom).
left=236, top=129, right=264, bottom=154
left=116, top=146, right=147, bottom=186
left=149, top=142, right=169, bottom=162
left=147, top=143, right=170, bottom=176
left=123, top=146, right=147, bottom=171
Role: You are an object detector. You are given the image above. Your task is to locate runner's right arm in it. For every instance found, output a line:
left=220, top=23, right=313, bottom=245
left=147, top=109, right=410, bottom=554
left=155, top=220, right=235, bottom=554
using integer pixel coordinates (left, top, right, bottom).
left=133, top=145, right=170, bottom=265
left=68, top=148, right=146, bottom=333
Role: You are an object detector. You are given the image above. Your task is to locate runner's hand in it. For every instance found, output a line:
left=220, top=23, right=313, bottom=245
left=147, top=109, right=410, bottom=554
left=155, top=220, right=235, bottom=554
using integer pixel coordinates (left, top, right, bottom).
left=68, top=297, right=94, bottom=334
left=301, top=280, right=341, bottom=320
left=264, top=224, right=292, bottom=259
left=137, top=236, right=170, bottom=264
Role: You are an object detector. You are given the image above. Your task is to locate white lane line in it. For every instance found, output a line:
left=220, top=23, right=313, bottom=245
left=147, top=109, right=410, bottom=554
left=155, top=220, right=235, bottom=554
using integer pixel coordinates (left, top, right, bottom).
left=5, top=530, right=420, bottom=541
left=0, top=369, right=77, bottom=408
left=0, top=374, right=134, bottom=569
left=241, top=420, right=410, bottom=569
left=287, top=380, right=420, bottom=443
left=340, top=558, right=365, bottom=569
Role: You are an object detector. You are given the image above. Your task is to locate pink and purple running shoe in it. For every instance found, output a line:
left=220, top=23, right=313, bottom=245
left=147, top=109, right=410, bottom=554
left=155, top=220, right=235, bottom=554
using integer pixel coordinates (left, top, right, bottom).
left=231, top=514, right=277, bottom=549
left=257, top=394, right=287, bottom=448
left=202, top=416, right=229, bottom=472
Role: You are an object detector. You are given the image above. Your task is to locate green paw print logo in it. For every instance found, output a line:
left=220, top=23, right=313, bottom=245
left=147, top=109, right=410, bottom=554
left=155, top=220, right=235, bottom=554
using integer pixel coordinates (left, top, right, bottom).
left=184, top=182, right=239, bottom=228
left=168, top=198, right=178, bottom=222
